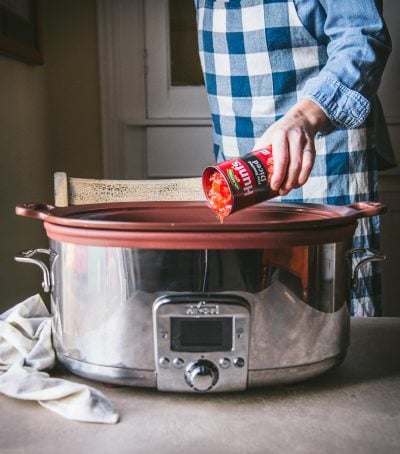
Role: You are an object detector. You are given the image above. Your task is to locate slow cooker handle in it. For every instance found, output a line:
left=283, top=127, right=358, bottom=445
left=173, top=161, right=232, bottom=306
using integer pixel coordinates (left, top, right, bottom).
left=348, top=201, right=387, bottom=218
left=15, top=248, right=55, bottom=292
left=348, top=248, right=387, bottom=290
left=15, top=203, right=55, bottom=220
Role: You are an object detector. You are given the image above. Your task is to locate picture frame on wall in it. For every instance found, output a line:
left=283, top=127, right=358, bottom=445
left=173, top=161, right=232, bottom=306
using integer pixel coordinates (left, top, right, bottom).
left=0, top=0, right=43, bottom=65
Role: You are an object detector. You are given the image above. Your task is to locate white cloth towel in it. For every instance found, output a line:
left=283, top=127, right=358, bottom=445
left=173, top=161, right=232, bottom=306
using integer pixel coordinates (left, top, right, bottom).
left=0, top=294, right=119, bottom=424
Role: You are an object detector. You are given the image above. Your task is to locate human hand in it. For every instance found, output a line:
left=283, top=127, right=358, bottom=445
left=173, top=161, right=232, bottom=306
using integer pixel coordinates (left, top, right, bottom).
left=253, top=99, right=329, bottom=196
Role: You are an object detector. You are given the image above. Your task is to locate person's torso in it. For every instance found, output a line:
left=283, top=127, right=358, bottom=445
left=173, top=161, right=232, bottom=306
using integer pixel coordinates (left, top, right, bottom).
left=196, top=0, right=378, bottom=207
left=196, top=0, right=328, bottom=160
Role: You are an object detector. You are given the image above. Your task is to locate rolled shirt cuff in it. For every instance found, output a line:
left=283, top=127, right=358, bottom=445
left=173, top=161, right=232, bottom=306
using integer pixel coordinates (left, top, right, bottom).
left=300, top=73, right=371, bottom=129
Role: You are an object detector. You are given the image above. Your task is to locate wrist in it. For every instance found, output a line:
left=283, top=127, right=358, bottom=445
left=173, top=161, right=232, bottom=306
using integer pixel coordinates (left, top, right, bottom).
left=289, top=99, right=330, bottom=134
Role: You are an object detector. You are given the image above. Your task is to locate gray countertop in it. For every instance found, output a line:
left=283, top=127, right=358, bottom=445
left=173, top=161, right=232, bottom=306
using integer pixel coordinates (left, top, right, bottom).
left=1, top=317, right=400, bottom=454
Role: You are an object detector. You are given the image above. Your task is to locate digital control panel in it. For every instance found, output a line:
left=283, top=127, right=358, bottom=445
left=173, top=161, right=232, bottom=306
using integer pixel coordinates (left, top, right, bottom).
left=153, top=294, right=250, bottom=392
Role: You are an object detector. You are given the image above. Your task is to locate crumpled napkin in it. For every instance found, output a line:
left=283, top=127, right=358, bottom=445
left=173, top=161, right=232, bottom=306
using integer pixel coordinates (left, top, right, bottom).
left=0, top=294, right=119, bottom=424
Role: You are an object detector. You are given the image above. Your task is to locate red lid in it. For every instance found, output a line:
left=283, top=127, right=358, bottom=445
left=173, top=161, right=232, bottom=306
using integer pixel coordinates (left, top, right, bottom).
left=16, top=201, right=386, bottom=249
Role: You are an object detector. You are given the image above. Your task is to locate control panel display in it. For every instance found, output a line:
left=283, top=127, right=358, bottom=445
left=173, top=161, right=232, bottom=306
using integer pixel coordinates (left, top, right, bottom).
left=171, top=317, right=233, bottom=352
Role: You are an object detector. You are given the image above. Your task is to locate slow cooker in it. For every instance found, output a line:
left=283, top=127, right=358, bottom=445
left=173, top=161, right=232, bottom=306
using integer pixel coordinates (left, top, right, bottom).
left=15, top=200, right=386, bottom=392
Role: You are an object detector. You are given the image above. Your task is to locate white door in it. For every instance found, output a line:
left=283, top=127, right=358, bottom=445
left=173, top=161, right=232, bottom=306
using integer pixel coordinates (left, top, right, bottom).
left=97, top=0, right=214, bottom=179
left=145, top=0, right=210, bottom=119
left=144, top=0, right=214, bottom=177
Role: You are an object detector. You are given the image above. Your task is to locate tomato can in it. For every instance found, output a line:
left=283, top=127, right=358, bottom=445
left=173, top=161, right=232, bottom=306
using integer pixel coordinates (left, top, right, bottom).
left=202, top=146, right=278, bottom=218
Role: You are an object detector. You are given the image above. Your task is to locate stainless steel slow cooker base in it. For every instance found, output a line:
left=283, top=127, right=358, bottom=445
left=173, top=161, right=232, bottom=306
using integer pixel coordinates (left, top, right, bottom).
left=56, top=352, right=346, bottom=389
left=57, top=353, right=157, bottom=387
left=48, top=242, right=351, bottom=392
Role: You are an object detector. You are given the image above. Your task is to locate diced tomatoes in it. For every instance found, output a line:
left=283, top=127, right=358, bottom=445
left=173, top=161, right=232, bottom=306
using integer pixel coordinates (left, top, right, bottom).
left=207, top=171, right=232, bottom=221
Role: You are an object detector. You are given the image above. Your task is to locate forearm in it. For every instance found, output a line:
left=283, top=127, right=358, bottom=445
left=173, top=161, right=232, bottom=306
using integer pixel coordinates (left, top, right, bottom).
left=299, top=0, right=391, bottom=129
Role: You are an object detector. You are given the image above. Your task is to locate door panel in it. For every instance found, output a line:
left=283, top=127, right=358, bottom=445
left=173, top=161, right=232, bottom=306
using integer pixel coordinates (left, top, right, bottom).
left=146, top=126, right=214, bottom=177
left=145, top=0, right=210, bottom=119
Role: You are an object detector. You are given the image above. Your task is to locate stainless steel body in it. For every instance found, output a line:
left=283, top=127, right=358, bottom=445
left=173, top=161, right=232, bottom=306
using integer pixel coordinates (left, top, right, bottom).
left=44, top=240, right=355, bottom=391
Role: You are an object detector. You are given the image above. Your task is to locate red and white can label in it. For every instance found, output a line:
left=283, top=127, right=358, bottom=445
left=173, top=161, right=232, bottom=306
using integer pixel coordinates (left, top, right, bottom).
left=203, top=146, right=277, bottom=216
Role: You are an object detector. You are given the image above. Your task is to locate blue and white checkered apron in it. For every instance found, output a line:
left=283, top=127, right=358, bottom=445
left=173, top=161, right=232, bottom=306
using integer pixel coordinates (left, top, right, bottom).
left=196, top=0, right=381, bottom=316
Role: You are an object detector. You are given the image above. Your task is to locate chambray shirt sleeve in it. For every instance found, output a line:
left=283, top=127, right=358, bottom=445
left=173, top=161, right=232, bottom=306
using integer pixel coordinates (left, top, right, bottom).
left=298, top=0, right=392, bottom=129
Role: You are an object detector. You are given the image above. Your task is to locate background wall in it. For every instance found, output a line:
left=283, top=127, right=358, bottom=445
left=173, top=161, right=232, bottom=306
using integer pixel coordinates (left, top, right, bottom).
left=0, top=56, right=51, bottom=308
left=44, top=1, right=103, bottom=178
left=377, top=0, right=400, bottom=317
left=0, top=0, right=102, bottom=311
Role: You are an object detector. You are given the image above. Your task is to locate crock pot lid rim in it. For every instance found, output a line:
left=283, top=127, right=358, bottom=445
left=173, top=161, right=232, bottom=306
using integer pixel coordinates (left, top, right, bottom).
left=37, top=200, right=361, bottom=232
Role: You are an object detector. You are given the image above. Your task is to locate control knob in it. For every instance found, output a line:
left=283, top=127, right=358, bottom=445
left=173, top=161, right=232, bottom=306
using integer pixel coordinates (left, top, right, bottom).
left=184, top=360, right=219, bottom=392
